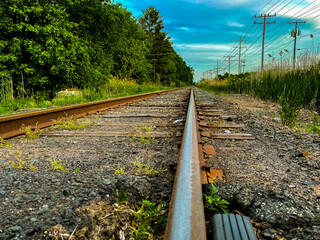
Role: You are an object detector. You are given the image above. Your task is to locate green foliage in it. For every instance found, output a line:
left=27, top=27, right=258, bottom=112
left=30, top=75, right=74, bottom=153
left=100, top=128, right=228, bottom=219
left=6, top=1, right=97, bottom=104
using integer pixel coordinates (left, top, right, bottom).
left=116, top=189, right=129, bottom=206
left=7, top=151, right=35, bottom=171
left=0, top=137, right=13, bottom=148
left=73, top=168, right=82, bottom=173
left=305, top=112, right=320, bottom=133
left=114, top=163, right=125, bottom=175
left=0, top=2, right=192, bottom=102
left=48, top=158, right=67, bottom=172
left=52, top=115, right=98, bottom=130
left=133, top=157, right=159, bottom=175
left=279, top=95, right=302, bottom=127
left=204, top=184, right=230, bottom=214
left=131, top=200, right=168, bottom=239
left=198, top=63, right=320, bottom=128
left=132, top=126, right=156, bottom=144
left=20, top=124, right=43, bottom=141
left=139, top=6, right=193, bottom=86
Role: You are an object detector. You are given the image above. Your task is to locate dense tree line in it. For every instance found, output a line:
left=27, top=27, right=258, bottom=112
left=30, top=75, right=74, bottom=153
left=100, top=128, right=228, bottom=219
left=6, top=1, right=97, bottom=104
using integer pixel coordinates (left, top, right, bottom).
left=0, top=1, right=193, bottom=98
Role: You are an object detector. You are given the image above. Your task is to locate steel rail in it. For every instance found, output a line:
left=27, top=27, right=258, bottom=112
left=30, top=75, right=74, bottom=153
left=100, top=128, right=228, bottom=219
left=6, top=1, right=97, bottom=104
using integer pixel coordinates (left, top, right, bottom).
left=0, top=89, right=176, bottom=139
left=165, top=88, right=206, bottom=240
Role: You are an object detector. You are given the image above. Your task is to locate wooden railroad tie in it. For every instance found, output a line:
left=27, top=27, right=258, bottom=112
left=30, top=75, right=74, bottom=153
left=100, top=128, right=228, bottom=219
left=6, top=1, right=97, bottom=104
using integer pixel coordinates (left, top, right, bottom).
left=200, top=132, right=255, bottom=140
left=42, top=132, right=175, bottom=138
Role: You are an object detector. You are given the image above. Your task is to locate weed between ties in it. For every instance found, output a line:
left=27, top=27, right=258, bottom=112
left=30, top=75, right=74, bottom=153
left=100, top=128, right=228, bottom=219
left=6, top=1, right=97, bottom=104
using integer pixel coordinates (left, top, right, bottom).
left=51, top=115, right=100, bottom=130
left=129, top=126, right=156, bottom=144
left=21, top=123, right=43, bottom=141
left=0, top=137, right=13, bottom=148
left=114, top=157, right=159, bottom=175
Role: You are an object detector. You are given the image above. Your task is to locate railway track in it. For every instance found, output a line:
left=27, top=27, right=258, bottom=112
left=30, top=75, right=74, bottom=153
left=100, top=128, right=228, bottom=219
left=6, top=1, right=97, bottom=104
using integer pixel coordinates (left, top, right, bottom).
left=0, top=87, right=257, bottom=239
left=4, top=87, right=317, bottom=239
left=0, top=89, right=176, bottom=139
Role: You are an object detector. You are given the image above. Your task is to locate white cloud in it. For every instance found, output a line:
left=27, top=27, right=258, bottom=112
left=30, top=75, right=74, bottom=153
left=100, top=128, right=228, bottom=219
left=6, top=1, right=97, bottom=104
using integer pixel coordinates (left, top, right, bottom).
left=178, top=27, right=190, bottom=31
left=183, top=0, right=255, bottom=7
left=175, top=43, right=234, bottom=51
left=227, top=20, right=244, bottom=27
left=278, top=4, right=320, bottom=29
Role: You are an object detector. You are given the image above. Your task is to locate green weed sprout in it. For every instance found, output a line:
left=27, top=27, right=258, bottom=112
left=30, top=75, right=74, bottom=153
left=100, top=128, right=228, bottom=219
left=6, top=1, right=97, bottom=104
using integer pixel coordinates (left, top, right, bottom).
left=48, top=158, right=67, bottom=172
left=21, top=123, right=43, bottom=141
left=204, top=184, right=230, bottom=214
left=116, top=189, right=129, bottom=206
left=114, top=163, right=125, bottom=174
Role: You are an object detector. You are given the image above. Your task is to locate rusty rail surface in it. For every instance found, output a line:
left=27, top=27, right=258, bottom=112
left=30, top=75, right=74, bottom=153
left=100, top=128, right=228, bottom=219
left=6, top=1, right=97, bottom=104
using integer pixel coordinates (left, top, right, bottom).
left=0, top=89, right=176, bottom=139
left=165, top=88, right=206, bottom=240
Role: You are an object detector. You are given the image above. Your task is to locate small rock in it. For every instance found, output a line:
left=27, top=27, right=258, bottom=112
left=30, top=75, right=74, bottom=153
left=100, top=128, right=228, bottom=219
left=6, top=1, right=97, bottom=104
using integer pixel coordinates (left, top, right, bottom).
left=263, top=232, right=272, bottom=238
left=30, top=218, right=38, bottom=222
left=71, top=182, right=81, bottom=186
left=102, top=179, right=112, bottom=185
left=38, top=207, right=52, bottom=215
left=89, top=191, right=97, bottom=197
left=63, top=189, right=71, bottom=196
left=273, top=117, right=281, bottom=122
left=51, top=178, right=58, bottom=183
left=8, top=226, right=22, bottom=232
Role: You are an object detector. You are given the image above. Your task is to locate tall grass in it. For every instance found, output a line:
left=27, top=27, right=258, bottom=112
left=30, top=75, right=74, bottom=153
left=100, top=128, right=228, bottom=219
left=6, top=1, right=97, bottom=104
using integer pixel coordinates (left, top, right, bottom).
left=197, top=62, right=320, bottom=126
left=0, top=77, right=172, bottom=115
left=198, top=62, right=320, bottom=109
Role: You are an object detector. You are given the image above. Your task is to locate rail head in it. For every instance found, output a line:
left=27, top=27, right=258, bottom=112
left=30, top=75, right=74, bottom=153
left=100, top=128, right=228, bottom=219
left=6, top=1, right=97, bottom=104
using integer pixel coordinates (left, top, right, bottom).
left=165, top=88, right=206, bottom=240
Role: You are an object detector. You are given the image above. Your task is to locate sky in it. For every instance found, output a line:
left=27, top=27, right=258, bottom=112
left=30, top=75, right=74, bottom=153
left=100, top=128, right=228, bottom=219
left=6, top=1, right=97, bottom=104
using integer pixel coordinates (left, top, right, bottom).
left=115, top=0, right=320, bottom=82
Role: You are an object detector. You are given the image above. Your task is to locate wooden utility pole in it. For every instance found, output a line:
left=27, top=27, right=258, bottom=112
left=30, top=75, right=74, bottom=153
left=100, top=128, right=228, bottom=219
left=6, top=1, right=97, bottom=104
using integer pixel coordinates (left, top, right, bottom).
left=235, top=38, right=246, bottom=74
left=224, top=55, right=236, bottom=76
left=288, top=21, right=305, bottom=70
left=254, top=13, right=276, bottom=71
left=238, top=37, right=242, bottom=74
left=213, top=61, right=222, bottom=79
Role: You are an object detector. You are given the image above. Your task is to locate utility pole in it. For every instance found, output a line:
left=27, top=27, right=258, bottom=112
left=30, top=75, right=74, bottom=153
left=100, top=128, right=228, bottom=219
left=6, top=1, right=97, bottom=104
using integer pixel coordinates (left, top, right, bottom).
left=216, top=61, right=219, bottom=78
left=235, top=38, right=246, bottom=74
left=224, top=55, right=236, bottom=76
left=213, top=61, right=222, bottom=79
left=238, top=37, right=242, bottom=74
left=254, top=13, right=276, bottom=71
left=288, top=21, right=305, bottom=70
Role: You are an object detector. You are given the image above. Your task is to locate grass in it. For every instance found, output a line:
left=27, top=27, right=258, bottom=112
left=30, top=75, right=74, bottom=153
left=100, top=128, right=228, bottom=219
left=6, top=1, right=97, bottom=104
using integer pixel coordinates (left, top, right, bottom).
left=20, top=123, right=43, bottom=141
left=197, top=62, right=320, bottom=127
left=5, top=150, right=36, bottom=171
left=48, top=158, right=68, bottom=172
left=130, top=126, right=156, bottom=144
left=0, top=77, right=173, bottom=116
left=131, top=200, right=168, bottom=240
left=305, top=112, right=320, bottom=133
left=133, top=157, right=159, bottom=175
left=0, top=137, right=13, bottom=148
left=52, top=115, right=99, bottom=130
left=114, top=163, right=125, bottom=175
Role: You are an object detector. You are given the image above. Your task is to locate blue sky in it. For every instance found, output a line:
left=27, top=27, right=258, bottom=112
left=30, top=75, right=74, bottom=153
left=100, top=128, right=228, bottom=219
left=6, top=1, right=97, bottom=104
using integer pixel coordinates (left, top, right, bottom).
left=115, top=0, right=320, bottom=82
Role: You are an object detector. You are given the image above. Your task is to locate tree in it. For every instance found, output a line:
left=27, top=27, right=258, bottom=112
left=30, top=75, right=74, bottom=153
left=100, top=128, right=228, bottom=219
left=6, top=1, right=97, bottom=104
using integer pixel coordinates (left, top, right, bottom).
left=139, top=6, right=193, bottom=86
left=0, top=0, right=91, bottom=96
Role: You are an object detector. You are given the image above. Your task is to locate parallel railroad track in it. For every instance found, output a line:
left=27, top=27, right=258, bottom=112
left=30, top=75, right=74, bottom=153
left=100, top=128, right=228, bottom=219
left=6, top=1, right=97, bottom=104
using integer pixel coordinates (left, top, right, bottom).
left=0, top=87, right=256, bottom=239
